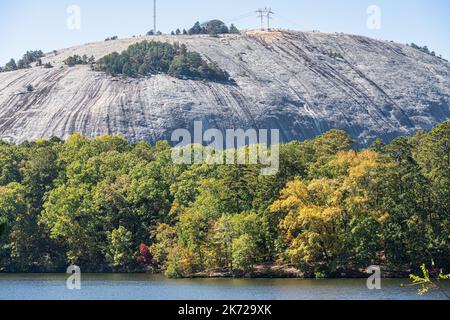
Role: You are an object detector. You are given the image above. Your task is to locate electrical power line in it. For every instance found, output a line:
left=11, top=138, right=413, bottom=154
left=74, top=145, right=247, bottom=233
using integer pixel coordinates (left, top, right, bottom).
left=224, top=11, right=255, bottom=24
left=266, top=7, right=275, bottom=30
left=273, top=13, right=303, bottom=30
left=256, top=8, right=275, bottom=31
left=256, top=8, right=265, bottom=31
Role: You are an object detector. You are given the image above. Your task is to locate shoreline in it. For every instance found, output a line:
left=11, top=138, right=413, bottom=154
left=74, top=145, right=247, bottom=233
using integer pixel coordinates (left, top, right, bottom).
left=0, top=264, right=412, bottom=279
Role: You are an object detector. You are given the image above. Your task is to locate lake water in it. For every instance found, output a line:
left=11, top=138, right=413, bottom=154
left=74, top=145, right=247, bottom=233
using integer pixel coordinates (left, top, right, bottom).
left=0, top=274, right=449, bottom=300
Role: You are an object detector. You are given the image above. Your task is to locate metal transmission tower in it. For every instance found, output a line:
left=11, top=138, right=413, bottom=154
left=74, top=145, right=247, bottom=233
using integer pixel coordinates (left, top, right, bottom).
left=256, top=7, right=275, bottom=31
left=256, top=8, right=265, bottom=30
left=153, top=0, right=157, bottom=33
left=265, top=7, right=275, bottom=30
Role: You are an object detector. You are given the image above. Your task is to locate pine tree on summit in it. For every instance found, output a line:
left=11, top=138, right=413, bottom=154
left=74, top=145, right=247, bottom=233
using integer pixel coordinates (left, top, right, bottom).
left=188, top=21, right=203, bottom=35
left=5, top=59, right=17, bottom=71
left=230, top=24, right=240, bottom=34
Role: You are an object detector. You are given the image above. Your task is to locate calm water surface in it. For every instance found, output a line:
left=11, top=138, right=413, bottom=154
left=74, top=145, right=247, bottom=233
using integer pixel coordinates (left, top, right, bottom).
left=0, top=274, right=449, bottom=300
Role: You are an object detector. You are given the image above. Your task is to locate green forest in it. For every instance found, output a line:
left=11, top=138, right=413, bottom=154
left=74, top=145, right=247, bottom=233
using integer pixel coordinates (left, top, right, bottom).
left=0, top=121, right=449, bottom=278
left=96, top=41, right=230, bottom=82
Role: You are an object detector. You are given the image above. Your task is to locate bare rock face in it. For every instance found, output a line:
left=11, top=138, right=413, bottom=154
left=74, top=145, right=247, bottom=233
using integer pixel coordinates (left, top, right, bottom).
left=0, top=30, right=449, bottom=146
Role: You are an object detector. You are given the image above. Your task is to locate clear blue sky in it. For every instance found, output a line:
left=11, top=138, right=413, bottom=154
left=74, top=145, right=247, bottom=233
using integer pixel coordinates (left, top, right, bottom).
left=1, top=0, right=449, bottom=65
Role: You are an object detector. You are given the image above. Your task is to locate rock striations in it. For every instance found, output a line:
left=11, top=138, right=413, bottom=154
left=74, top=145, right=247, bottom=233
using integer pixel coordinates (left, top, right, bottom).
left=0, top=30, right=449, bottom=146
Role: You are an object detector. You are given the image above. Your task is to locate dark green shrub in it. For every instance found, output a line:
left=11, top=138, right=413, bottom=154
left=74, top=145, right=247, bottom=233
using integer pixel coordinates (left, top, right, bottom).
left=1, top=50, right=44, bottom=72
left=230, top=24, right=240, bottom=34
left=105, top=36, right=118, bottom=41
left=64, top=54, right=94, bottom=67
left=188, top=20, right=230, bottom=36
left=4, top=59, right=17, bottom=71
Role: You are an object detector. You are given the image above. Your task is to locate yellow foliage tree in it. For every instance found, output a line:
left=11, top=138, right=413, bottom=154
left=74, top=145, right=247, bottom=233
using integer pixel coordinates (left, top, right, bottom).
left=271, top=150, right=382, bottom=273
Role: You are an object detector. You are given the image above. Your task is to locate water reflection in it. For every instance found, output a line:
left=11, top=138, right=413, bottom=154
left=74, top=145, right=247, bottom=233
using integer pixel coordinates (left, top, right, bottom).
left=0, top=274, right=448, bottom=300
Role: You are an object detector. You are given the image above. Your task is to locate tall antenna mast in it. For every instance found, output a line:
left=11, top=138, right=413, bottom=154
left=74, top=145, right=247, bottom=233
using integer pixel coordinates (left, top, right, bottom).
left=266, top=7, right=274, bottom=31
left=256, top=8, right=265, bottom=31
left=153, top=0, right=157, bottom=33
